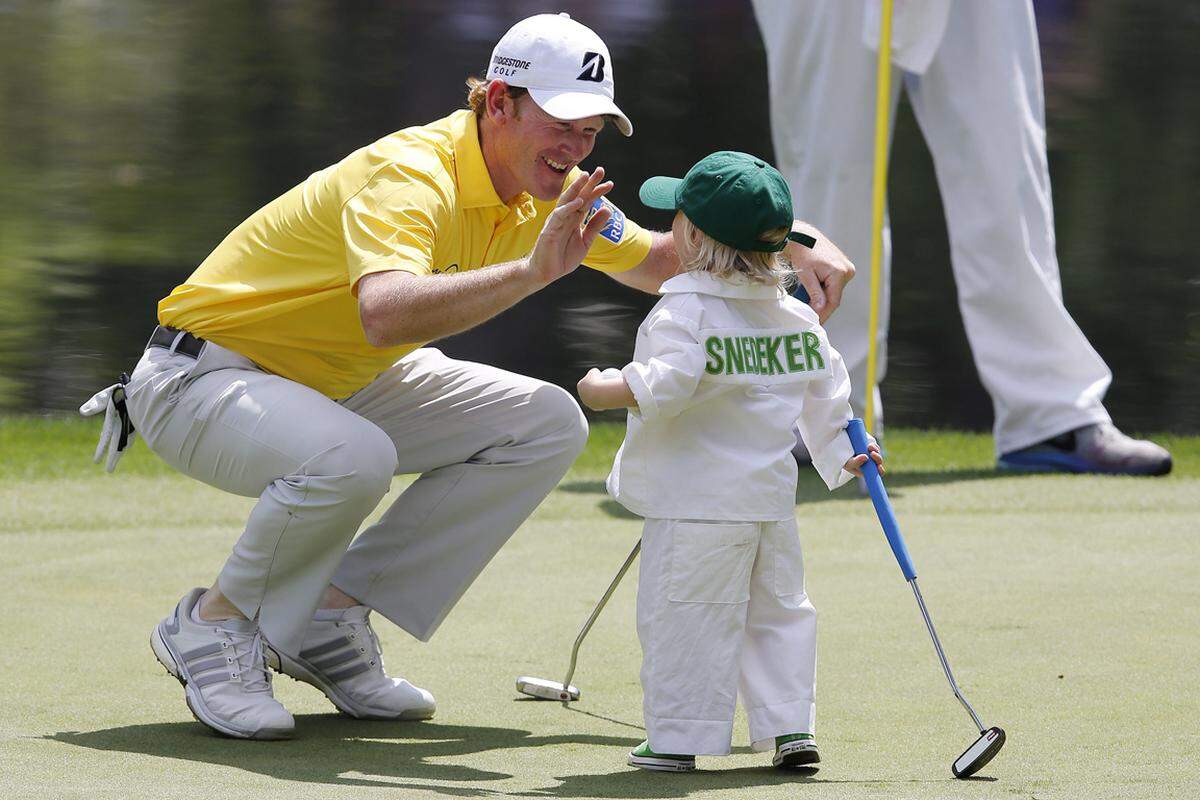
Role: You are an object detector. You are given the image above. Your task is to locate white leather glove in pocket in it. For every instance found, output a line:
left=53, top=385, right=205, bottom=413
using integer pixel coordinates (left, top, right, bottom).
left=79, top=377, right=136, bottom=472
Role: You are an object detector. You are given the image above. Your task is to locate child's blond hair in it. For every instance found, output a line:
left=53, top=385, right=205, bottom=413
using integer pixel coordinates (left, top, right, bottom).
left=677, top=215, right=793, bottom=287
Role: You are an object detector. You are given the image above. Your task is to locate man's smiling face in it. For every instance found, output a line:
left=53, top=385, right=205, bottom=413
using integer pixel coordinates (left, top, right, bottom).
left=488, top=88, right=605, bottom=202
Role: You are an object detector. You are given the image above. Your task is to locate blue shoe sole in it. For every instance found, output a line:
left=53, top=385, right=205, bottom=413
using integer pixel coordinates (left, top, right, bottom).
left=998, top=450, right=1172, bottom=476
left=996, top=450, right=1096, bottom=474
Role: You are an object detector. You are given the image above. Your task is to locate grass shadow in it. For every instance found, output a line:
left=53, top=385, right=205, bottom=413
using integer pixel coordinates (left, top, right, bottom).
left=558, top=481, right=639, bottom=520
left=598, top=500, right=641, bottom=519
left=45, top=715, right=993, bottom=797
left=514, top=765, right=980, bottom=798
left=46, top=715, right=639, bottom=792
left=794, top=467, right=1027, bottom=505
left=563, top=705, right=645, bottom=732
left=559, top=481, right=607, bottom=494
left=562, top=468, right=1026, bottom=520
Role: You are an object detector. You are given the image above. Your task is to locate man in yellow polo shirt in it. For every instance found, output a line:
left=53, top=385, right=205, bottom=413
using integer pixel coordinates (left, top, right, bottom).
left=81, top=13, right=855, bottom=740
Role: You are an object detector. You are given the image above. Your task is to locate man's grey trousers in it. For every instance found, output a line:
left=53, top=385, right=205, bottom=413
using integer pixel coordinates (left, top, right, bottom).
left=125, top=339, right=588, bottom=655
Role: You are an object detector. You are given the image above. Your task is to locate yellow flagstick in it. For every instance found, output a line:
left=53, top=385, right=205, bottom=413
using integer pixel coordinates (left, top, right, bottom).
left=865, top=0, right=894, bottom=433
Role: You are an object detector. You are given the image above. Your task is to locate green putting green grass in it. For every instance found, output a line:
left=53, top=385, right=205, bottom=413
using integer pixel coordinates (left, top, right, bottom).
left=2, top=416, right=1197, bottom=799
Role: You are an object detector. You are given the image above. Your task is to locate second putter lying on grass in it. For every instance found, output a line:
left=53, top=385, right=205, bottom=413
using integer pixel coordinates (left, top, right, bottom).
left=847, top=418, right=1007, bottom=779
left=516, top=538, right=642, bottom=704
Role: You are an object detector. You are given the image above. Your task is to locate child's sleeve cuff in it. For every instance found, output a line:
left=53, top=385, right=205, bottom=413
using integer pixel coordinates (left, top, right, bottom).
left=812, top=430, right=857, bottom=491
left=622, top=362, right=659, bottom=421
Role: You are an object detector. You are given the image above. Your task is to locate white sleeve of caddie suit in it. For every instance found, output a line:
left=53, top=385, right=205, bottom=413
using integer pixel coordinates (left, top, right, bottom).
left=622, top=311, right=707, bottom=423
left=797, top=345, right=857, bottom=491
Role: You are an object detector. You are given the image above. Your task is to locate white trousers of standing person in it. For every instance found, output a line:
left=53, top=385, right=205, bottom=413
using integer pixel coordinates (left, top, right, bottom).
left=753, top=0, right=1113, bottom=454
left=124, top=337, right=588, bottom=656
left=638, top=517, right=816, bottom=756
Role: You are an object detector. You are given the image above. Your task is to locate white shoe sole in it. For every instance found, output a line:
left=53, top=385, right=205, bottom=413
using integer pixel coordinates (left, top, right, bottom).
left=627, top=754, right=696, bottom=772
left=275, top=651, right=435, bottom=721
left=151, top=624, right=293, bottom=740
left=773, top=744, right=820, bottom=770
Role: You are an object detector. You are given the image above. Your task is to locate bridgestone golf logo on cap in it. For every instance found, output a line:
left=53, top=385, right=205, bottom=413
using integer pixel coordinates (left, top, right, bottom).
left=493, top=56, right=531, bottom=69
left=491, top=55, right=531, bottom=78
left=577, top=51, right=605, bottom=82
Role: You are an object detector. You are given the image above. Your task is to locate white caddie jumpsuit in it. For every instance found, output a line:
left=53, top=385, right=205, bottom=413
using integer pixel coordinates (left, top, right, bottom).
left=752, top=0, right=1113, bottom=454
left=608, top=270, right=857, bottom=756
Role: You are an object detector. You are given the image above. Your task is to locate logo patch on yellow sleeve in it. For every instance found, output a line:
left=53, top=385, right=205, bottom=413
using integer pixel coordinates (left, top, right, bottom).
left=586, top=197, right=626, bottom=244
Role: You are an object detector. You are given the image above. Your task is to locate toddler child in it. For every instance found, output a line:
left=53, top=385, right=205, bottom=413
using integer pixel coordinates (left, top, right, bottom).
left=577, top=151, right=883, bottom=772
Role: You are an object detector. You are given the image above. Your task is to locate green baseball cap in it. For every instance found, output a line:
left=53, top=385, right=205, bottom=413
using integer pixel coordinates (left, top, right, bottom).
left=639, top=151, right=813, bottom=253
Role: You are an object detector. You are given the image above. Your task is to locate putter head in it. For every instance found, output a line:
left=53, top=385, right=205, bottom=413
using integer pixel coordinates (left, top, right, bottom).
left=952, top=726, right=1005, bottom=778
left=515, top=676, right=580, bottom=702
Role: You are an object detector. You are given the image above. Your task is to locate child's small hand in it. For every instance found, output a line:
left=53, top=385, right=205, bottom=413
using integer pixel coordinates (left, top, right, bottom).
left=577, top=367, right=622, bottom=411
left=577, top=368, right=603, bottom=408
left=577, top=367, right=635, bottom=411
left=844, top=442, right=884, bottom=477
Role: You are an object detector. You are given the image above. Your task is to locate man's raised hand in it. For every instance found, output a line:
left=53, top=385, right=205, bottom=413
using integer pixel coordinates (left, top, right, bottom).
left=527, top=168, right=614, bottom=286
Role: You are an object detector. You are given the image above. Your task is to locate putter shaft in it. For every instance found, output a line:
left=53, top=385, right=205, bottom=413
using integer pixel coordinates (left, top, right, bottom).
left=560, top=539, right=641, bottom=702
left=909, top=578, right=985, bottom=732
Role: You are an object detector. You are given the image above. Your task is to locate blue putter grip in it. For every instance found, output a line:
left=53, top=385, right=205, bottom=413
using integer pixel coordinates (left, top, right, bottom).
left=846, top=418, right=917, bottom=581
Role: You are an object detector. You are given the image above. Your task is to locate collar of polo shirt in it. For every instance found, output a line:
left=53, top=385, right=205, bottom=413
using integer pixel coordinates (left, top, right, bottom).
left=452, top=112, right=536, bottom=222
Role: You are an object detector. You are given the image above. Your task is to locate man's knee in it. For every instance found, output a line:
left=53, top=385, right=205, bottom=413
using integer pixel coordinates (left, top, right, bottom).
left=299, top=422, right=398, bottom=509
left=528, top=383, right=589, bottom=459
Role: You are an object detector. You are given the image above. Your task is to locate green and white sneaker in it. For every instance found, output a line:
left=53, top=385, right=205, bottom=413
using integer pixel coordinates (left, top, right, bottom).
left=773, top=733, right=819, bottom=769
left=627, top=740, right=696, bottom=772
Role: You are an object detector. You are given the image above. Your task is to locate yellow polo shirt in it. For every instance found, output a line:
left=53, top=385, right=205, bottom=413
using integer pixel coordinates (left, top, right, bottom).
left=158, top=109, right=652, bottom=398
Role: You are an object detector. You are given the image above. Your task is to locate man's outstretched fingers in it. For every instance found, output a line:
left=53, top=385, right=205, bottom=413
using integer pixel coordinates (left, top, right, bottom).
left=578, top=180, right=614, bottom=227
left=559, top=171, right=589, bottom=206
left=588, top=180, right=615, bottom=204
left=581, top=202, right=613, bottom=248
left=547, top=197, right=585, bottom=231
left=584, top=166, right=606, bottom=197
left=560, top=167, right=606, bottom=209
left=574, top=173, right=611, bottom=221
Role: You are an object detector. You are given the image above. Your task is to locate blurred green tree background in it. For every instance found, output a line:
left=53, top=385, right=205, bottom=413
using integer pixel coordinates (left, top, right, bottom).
left=0, top=1, right=1196, bottom=431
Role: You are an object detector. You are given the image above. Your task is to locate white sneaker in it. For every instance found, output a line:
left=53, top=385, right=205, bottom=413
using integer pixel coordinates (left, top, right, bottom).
left=150, top=588, right=294, bottom=739
left=275, top=605, right=436, bottom=720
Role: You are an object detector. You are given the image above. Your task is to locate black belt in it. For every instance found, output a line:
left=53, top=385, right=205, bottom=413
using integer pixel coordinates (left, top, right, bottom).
left=148, top=326, right=206, bottom=359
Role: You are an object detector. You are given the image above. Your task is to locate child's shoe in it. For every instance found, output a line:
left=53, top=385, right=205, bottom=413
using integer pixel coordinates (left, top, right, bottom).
left=627, top=740, right=696, bottom=772
left=773, top=733, right=819, bottom=769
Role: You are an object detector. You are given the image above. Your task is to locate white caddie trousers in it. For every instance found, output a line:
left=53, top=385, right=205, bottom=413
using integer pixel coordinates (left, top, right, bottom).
left=124, top=337, right=587, bottom=655
left=638, top=517, right=816, bottom=756
left=753, top=0, right=1113, bottom=453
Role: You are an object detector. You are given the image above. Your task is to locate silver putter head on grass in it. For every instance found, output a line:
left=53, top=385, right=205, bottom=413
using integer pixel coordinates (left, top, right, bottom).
left=952, top=726, right=1006, bottom=778
left=516, top=676, right=580, bottom=702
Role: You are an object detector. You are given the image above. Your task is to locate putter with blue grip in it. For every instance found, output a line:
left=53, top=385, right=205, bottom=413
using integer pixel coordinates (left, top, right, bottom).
left=847, top=418, right=1006, bottom=779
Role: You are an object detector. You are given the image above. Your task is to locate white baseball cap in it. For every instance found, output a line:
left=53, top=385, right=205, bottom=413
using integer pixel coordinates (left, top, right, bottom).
left=486, top=13, right=633, bottom=136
